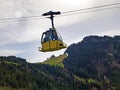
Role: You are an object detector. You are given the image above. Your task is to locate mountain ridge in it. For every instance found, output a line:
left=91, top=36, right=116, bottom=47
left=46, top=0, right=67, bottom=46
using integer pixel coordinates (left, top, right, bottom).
left=0, top=35, right=120, bottom=90
left=64, top=35, right=120, bottom=89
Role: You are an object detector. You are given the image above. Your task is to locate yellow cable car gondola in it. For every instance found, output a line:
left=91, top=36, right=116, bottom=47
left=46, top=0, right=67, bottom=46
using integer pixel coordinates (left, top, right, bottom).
left=39, top=11, right=67, bottom=52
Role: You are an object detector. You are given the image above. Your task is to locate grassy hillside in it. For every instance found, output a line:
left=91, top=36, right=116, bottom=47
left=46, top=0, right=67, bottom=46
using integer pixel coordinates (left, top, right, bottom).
left=0, top=56, right=75, bottom=90
left=42, top=54, right=67, bottom=68
left=0, top=56, right=103, bottom=90
left=0, top=35, right=120, bottom=90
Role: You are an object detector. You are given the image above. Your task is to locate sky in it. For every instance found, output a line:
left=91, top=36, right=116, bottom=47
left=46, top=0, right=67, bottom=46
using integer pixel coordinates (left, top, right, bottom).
left=0, top=0, right=120, bottom=63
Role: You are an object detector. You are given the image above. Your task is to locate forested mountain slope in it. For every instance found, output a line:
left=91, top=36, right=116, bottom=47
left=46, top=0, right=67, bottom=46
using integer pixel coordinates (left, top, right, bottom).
left=0, top=35, right=120, bottom=90
left=64, top=35, right=120, bottom=89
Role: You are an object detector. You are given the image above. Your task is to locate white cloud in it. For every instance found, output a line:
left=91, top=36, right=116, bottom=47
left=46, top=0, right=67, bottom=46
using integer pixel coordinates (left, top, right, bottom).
left=98, top=29, right=120, bottom=36
left=0, top=49, right=23, bottom=56
left=0, top=20, right=42, bottom=44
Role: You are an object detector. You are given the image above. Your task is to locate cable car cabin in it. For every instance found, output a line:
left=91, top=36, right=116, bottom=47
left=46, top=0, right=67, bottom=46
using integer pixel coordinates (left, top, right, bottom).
left=39, top=28, right=67, bottom=52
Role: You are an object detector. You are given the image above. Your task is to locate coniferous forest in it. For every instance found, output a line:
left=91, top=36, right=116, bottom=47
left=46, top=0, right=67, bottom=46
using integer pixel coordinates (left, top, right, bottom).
left=0, top=35, right=120, bottom=90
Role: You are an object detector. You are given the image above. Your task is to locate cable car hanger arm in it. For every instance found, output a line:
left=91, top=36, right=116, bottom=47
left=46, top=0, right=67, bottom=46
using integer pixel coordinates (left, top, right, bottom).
left=42, top=11, right=61, bottom=28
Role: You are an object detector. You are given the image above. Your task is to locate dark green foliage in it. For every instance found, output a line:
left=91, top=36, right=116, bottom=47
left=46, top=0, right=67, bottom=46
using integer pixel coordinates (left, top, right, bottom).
left=64, top=35, right=120, bottom=89
left=0, top=56, right=76, bottom=90
left=0, top=56, right=26, bottom=64
left=0, top=56, right=102, bottom=90
left=0, top=35, right=120, bottom=90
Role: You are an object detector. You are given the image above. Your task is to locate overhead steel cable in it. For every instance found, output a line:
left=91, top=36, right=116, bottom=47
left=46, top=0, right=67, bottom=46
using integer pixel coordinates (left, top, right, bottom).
left=62, top=2, right=120, bottom=14
left=0, top=2, right=120, bottom=23
left=58, top=6, right=120, bottom=17
left=0, top=15, right=43, bottom=21
left=0, top=17, right=45, bottom=23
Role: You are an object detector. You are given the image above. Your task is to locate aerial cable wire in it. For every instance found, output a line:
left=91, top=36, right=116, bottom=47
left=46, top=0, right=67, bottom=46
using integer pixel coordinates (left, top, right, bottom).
left=0, top=2, right=120, bottom=23
left=58, top=6, right=120, bottom=17
left=0, top=15, right=43, bottom=21
left=62, top=2, right=120, bottom=14
left=0, top=17, right=45, bottom=23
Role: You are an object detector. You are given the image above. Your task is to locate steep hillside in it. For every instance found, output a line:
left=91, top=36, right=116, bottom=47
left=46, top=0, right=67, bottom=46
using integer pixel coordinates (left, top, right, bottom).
left=2, top=56, right=99, bottom=90
left=42, top=54, right=67, bottom=68
left=64, top=35, right=120, bottom=89
left=0, top=56, right=102, bottom=90
left=0, top=35, right=120, bottom=90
